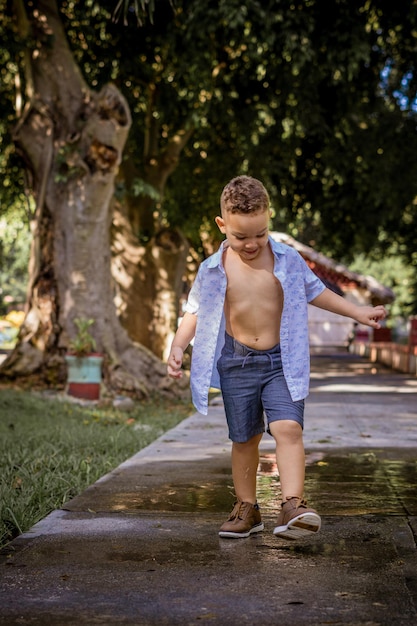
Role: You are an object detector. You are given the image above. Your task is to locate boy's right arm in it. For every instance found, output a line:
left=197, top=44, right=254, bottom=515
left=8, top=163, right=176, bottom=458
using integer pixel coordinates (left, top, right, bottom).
left=167, top=312, right=197, bottom=379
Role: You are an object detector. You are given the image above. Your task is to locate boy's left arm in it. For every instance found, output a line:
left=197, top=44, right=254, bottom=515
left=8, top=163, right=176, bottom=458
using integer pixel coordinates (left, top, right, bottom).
left=311, top=288, right=387, bottom=329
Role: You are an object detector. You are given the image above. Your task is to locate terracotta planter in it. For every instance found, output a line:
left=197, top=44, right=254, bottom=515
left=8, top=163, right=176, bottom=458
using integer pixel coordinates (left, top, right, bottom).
left=65, top=354, right=103, bottom=400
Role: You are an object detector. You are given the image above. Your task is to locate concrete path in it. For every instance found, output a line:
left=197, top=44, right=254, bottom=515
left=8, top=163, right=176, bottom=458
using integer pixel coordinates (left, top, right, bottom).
left=1, top=351, right=416, bottom=625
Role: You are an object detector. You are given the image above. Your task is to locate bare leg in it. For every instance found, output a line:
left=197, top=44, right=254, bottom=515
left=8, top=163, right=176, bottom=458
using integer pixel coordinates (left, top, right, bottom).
left=231, top=433, right=263, bottom=503
left=269, top=420, right=305, bottom=500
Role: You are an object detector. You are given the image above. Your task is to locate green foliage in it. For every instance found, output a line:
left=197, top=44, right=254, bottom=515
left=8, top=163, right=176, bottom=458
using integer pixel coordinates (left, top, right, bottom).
left=0, top=205, right=31, bottom=314
left=112, top=0, right=158, bottom=25
left=130, top=178, right=160, bottom=201
left=349, top=245, right=416, bottom=323
left=68, top=318, right=97, bottom=356
left=0, top=389, right=193, bottom=548
left=113, top=0, right=417, bottom=263
left=0, top=6, right=29, bottom=217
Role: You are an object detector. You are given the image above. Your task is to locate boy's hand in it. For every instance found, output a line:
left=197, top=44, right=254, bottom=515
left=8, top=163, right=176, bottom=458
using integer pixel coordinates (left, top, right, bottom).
left=167, top=347, right=184, bottom=378
left=355, top=305, right=387, bottom=329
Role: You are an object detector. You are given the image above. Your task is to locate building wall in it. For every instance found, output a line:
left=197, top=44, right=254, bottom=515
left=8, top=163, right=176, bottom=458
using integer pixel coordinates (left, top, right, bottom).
left=308, top=305, right=354, bottom=346
left=308, top=288, right=372, bottom=347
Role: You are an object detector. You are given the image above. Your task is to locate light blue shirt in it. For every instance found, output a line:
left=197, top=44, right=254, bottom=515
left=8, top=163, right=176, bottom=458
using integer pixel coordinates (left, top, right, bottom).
left=184, top=237, right=326, bottom=415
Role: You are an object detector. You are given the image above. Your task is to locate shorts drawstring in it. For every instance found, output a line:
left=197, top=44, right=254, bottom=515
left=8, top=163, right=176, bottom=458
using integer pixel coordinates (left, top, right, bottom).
left=241, top=352, right=253, bottom=368
left=228, top=333, right=278, bottom=371
left=241, top=351, right=274, bottom=370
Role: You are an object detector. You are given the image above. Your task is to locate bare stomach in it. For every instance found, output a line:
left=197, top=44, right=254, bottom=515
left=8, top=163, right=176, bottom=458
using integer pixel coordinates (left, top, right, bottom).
left=225, top=307, right=281, bottom=350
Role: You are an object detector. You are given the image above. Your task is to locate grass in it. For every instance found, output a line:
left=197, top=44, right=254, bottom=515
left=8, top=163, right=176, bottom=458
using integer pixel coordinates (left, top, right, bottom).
left=0, top=389, right=193, bottom=550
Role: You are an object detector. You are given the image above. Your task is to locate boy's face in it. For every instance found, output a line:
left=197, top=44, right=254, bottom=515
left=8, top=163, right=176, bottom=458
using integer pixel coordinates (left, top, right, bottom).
left=215, top=209, right=271, bottom=261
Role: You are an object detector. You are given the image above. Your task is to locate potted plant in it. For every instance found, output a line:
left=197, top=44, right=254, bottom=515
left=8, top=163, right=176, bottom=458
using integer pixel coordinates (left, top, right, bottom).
left=65, top=317, right=103, bottom=400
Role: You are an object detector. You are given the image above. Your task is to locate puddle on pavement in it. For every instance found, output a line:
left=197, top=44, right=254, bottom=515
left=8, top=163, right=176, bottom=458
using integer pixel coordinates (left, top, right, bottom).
left=104, top=450, right=417, bottom=516
left=305, top=451, right=417, bottom=515
left=118, top=480, right=236, bottom=512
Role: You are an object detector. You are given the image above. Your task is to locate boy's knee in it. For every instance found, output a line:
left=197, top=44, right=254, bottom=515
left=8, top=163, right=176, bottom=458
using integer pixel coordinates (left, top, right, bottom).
left=270, top=419, right=302, bottom=443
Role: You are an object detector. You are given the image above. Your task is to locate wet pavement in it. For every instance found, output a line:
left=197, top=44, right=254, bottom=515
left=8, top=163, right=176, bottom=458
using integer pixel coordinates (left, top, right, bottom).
left=0, top=351, right=416, bottom=625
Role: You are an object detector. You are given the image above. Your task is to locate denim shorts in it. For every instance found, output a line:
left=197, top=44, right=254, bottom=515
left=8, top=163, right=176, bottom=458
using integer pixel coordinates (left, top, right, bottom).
left=216, top=332, right=304, bottom=443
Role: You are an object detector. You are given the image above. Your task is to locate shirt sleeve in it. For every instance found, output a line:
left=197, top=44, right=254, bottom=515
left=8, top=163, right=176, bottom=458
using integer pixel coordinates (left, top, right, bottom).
left=184, top=266, right=203, bottom=315
left=302, top=258, right=326, bottom=302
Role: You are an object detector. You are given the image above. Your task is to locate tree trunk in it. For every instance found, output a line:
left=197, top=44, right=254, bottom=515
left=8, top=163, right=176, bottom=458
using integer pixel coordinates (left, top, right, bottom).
left=1, top=0, right=188, bottom=400
left=112, top=109, right=195, bottom=360
left=113, top=207, right=190, bottom=361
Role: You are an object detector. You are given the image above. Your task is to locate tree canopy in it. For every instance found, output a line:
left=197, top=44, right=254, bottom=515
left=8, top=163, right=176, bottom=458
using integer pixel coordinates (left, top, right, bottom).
left=1, top=0, right=416, bottom=339
left=52, top=1, right=417, bottom=257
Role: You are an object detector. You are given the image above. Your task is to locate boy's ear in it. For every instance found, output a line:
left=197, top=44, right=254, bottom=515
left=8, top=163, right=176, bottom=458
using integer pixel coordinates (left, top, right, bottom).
left=215, top=215, right=226, bottom=234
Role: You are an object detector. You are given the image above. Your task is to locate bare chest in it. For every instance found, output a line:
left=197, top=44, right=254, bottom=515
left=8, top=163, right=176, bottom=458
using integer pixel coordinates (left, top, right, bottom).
left=223, top=249, right=283, bottom=313
left=226, top=264, right=280, bottom=302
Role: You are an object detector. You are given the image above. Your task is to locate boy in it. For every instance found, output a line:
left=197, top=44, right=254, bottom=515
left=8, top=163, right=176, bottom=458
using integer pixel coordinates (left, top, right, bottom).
left=167, top=175, right=387, bottom=540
